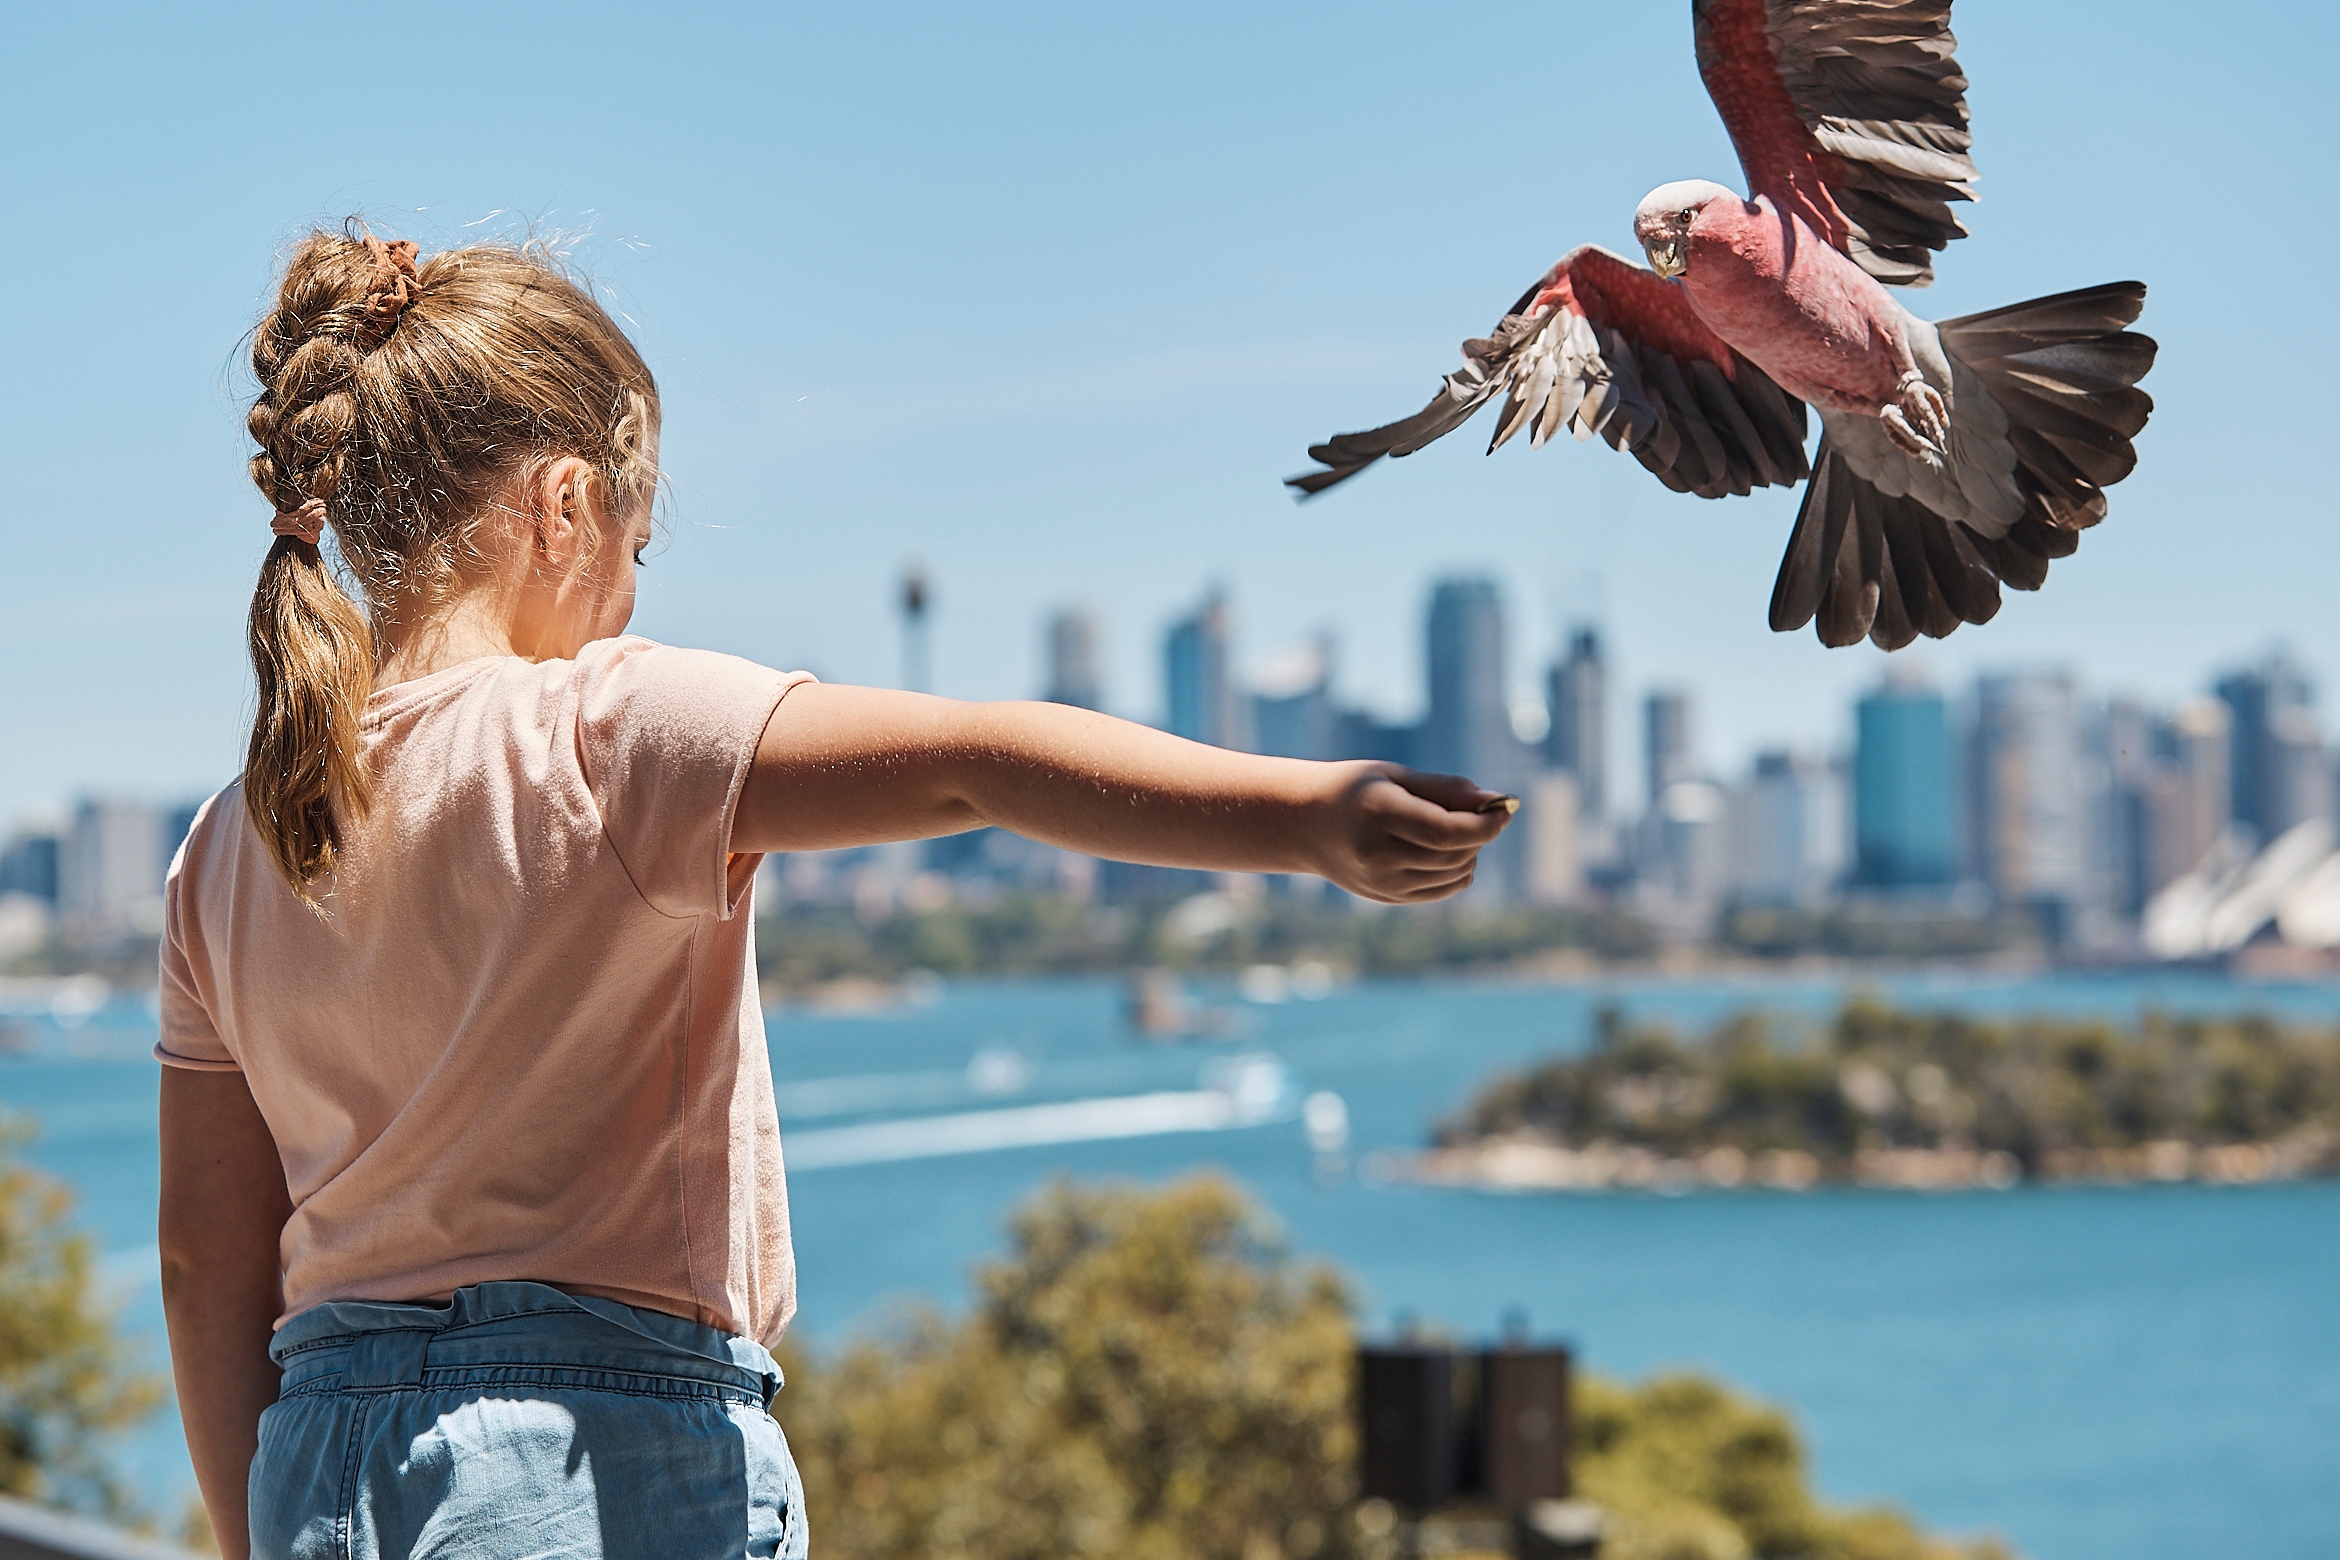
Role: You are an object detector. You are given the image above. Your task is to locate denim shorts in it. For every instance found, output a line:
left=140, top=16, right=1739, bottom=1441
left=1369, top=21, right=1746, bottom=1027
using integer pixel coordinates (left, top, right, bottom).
left=250, top=1281, right=806, bottom=1560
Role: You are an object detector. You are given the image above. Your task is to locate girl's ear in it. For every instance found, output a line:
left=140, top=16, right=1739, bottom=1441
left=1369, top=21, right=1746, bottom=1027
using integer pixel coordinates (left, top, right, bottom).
left=525, top=456, right=601, bottom=564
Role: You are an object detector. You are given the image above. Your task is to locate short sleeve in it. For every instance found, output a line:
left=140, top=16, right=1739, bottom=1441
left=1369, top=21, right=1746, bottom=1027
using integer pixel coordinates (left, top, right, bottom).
left=156, top=801, right=241, bottom=1072
left=576, top=638, right=813, bottom=920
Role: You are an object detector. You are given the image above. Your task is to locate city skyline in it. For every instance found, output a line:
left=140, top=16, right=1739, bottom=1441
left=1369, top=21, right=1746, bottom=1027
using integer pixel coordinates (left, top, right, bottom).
left=18, top=566, right=2338, bottom=956
left=10, top=560, right=2336, bottom=841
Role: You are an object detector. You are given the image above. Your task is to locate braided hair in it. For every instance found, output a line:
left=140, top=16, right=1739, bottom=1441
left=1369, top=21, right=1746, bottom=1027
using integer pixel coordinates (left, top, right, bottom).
left=243, top=225, right=658, bottom=899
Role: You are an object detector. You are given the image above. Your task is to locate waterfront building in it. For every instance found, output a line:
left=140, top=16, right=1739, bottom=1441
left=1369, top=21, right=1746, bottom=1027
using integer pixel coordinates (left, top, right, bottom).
left=1422, top=577, right=1515, bottom=785
left=59, top=796, right=167, bottom=943
left=1643, top=690, right=1694, bottom=810
left=2216, top=651, right=2331, bottom=846
left=1971, top=671, right=2092, bottom=913
left=1251, top=635, right=1339, bottom=762
left=1639, top=779, right=1728, bottom=931
left=1333, top=710, right=1419, bottom=769
left=2104, top=696, right=2233, bottom=909
left=1043, top=606, right=1103, bottom=710
left=1853, top=674, right=1957, bottom=888
left=2100, top=698, right=2159, bottom=913
left=1519, top=773, right=1584, bottom=906
left=1165, top=587, right=1247, bottom=750
left=0, top=825, right=61, bottom=906
left=2145, top=697, right=2235, bottom=892
left=1725, top=751, right=1848, bottom=905
left=1544, top=626, right=1607, bottom=822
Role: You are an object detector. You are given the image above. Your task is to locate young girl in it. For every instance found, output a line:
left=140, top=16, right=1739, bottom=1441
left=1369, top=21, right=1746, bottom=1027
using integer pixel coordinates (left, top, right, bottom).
left=157, top=229, right=1510, bottom=1560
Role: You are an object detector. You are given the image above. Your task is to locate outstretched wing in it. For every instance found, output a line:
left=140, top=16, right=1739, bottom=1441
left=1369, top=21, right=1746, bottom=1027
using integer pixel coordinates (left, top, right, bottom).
left=1287, top=245, right=1808, bottom=502
left=1695, top=0, right=1977, bottom=287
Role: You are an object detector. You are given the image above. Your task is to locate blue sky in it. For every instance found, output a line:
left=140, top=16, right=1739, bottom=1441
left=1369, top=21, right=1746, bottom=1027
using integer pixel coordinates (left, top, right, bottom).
left=1, top=1, right=2331, bottom=824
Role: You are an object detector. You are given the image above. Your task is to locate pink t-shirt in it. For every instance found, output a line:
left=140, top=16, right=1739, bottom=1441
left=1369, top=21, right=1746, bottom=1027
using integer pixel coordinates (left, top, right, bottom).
left=158, top=636, right=811, bottom=1344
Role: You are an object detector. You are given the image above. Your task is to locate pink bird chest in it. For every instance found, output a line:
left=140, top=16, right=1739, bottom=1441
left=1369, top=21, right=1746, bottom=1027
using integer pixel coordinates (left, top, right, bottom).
left=1680, top=201, right=1910, bottom=417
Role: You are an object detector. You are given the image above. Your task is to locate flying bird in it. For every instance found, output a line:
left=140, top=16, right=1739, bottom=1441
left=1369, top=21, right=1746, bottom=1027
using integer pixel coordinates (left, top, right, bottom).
left=1288, top=0, right=2157, bottom=651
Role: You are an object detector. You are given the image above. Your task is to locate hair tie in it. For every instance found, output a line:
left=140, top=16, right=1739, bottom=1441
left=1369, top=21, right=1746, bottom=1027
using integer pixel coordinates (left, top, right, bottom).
left=359, top=236, right=421, bottom=339
left=271, top=498, right=327, bottom=547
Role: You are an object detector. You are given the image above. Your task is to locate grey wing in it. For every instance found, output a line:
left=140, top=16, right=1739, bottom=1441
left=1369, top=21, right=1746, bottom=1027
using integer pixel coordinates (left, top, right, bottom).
left=1288, top=292, right=1808, bottom=501
left=1766, top=0, right=1979, bottom=287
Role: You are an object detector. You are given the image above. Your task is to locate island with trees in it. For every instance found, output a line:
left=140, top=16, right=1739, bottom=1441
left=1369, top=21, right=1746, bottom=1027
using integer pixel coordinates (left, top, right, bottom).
left=1407, top=999, right=2340, bottom=1193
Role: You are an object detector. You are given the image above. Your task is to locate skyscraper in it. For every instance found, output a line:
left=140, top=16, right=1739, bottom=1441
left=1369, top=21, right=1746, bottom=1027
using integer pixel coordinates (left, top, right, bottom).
left=1726, top=751, right=1848, bottom=905
left=0, top=826, right=61, bottom=906
left=58, top=796, right=166, bottom=942
left=1643, top=690, right=1693, bottom=809
left=1044, top=607, right=1103, bottom=710
left=1165, top=587, right=1245, bottom=750
left=1853, top=675, right=1956, bottom=888
left=2215, top=652, right=2330, bottom=845
left=1519, top=772, right=1584, bottom=906
left=1251, top=635, right=1338, bottom=761
left=1545, top=626, right=1606, bottom=821
left=2141, top=697, right=2233, bottom=896
left=1422, top=577, right=1513, bottom=783
left=1972, top=671, right=2090, bottom=909
left=2102, top=695, right=2234, bottom=910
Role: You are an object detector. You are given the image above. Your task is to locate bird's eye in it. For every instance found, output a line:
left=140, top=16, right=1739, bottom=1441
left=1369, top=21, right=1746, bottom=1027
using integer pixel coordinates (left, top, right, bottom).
left=1680, top=208, right=1695, bottom=225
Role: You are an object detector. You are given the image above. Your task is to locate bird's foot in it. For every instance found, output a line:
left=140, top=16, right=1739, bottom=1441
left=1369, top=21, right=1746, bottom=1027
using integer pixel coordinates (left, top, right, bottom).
left=1882, top=371, right=1949, bottom=463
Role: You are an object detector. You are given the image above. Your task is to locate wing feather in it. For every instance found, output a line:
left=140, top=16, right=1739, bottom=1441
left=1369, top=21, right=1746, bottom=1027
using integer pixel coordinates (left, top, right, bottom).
left=1692, top=357, right=1776, bottom=489
left=1695, top=0, right=1977, bottom=286
left=1286, top=245, right=1809, bottom=501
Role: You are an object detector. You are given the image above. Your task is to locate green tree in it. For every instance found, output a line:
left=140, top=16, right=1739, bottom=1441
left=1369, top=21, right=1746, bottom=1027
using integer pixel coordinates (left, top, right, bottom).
left=778, top=1176, right=2007, bottom=1560
left=1575, top=1374, right=2006, bottom=1560
left=0, top=1124, right=166, bottom=1519
left=780, top=1177, right=1358, bottom=1560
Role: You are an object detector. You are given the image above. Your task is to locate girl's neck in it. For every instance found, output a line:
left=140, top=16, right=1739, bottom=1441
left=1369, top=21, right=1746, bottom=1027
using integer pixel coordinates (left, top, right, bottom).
left=373, top=593, right=529, bottom=690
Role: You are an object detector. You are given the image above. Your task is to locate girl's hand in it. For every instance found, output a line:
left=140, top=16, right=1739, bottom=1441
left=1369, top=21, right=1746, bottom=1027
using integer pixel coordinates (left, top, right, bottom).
left=1307, top=763, right=1515, bottom=903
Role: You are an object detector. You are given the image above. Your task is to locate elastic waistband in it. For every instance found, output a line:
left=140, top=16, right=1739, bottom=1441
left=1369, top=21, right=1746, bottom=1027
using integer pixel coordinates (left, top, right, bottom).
left=270, top=1281, right=782, bottom=1410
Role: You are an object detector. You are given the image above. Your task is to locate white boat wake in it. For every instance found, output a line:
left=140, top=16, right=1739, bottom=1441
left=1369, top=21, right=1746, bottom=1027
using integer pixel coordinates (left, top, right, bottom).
left=784, top=1055, right=1294, bottom=1171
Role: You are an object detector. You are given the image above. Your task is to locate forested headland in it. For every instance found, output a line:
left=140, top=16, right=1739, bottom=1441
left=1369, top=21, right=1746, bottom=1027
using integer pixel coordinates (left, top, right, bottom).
left=1415, top=1000, right=2340, bottom=1192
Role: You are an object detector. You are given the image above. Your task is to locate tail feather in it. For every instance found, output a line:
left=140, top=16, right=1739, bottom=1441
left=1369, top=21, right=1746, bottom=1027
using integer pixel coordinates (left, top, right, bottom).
left=1937, top=280, right=2146, bottom=340
left=1943, top=280, right=2157, bottom=563
left=1988, top=377, right=2153, bottom=444
left=1879, top=494, right=1962, bottom=642
left=1769, top=280, right=2155, bottom=648
left=1817, top=477, right=1880, bottom=648
left=1769, top=448, right=1841, bottom=633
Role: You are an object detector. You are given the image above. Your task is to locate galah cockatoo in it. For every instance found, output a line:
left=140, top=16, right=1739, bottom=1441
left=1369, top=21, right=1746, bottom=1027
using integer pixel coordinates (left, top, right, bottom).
left=1289, top=0, right=2157, bottom=651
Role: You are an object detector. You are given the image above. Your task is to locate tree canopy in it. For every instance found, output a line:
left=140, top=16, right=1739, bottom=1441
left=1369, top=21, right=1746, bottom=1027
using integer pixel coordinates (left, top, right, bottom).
left=777, top=1175, right=2007, bottom=1560
left=0, top=1123, right=165, bottom=1518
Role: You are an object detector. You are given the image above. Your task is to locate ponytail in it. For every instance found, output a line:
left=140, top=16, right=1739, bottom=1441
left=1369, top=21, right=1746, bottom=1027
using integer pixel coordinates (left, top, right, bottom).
left=244, top=531, right=375, bottom=900
left=239, top=224, right=658, bottom=899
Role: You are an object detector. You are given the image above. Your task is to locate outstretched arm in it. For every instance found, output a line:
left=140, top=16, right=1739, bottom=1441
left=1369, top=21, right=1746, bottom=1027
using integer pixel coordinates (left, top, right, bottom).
left=734, top=684, right=1511, bottom=904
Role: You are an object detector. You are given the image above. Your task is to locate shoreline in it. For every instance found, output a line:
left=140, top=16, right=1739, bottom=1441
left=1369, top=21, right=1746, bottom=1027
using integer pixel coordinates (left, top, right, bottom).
left=1380, top=1129, right=2339, bottom=1194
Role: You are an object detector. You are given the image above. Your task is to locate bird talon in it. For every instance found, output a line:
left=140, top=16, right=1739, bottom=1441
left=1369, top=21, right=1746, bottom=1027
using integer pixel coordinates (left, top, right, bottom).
left=1883, top=371, right=1949, bottom=464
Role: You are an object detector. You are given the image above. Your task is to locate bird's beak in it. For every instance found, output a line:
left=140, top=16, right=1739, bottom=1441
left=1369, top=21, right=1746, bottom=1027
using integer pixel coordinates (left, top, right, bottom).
left=1644, top=238, right=1685, bottom=279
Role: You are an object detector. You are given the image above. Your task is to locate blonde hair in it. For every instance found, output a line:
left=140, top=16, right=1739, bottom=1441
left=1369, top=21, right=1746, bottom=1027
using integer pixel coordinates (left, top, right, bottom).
left=243, top=225, right=658, bottom=897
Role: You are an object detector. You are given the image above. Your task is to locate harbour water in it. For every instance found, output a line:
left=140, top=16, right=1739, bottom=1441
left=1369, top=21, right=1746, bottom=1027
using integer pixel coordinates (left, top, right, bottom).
left=3, top=967, right=2336, bottom=1559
